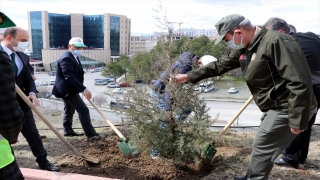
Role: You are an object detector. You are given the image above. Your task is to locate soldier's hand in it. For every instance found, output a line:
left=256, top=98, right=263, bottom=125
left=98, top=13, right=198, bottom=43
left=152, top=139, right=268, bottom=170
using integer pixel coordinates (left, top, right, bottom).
left=171, top=74, right=189, bottom=84
left=290, top=128, right=304, bottom=134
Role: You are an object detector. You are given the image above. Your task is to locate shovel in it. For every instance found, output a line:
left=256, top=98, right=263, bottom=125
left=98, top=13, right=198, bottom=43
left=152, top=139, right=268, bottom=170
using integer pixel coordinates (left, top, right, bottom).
left=218, top=95, right=254, bottom=136
left=87, top=99, right=136, bottom=157
left=15, top=85, right=100, bottom=164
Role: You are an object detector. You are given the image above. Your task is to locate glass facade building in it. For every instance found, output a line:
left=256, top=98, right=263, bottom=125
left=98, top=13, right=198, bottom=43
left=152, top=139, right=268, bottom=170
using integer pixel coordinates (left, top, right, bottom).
left=48, top=13, right=71, bottom=49
left=83, top=15, right=104, bottom=48
left=30, top=11, right=43, bottom=60
left=28, top=11, right=130, bottom=71
left=110, top=16, right=120, bottom=56
left=50, top=56, right=105, bottom=71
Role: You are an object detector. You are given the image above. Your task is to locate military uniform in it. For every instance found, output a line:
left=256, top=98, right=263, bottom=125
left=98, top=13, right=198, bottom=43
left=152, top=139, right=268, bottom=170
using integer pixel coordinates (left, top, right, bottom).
left=187, top=27, right=317, bottom=179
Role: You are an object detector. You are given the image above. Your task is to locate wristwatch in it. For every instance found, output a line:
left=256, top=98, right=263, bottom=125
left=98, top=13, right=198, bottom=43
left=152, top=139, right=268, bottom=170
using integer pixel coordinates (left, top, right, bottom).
left=29, top=92, right=36, bottom=95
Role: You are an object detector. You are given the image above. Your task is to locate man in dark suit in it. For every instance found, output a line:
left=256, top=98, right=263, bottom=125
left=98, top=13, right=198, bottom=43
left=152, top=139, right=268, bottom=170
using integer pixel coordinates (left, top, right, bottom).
left=1, top=27, right=60, bottom=172
left=52, top=37, right=99, bottom=139
left=0, top=11, right=25, bottom=180
left=264, top=17, right=320, bottom=169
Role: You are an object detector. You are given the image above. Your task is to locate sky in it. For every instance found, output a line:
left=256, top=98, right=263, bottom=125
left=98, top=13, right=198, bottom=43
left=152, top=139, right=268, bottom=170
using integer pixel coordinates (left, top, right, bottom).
left=1, top=0, right=319, bottom=35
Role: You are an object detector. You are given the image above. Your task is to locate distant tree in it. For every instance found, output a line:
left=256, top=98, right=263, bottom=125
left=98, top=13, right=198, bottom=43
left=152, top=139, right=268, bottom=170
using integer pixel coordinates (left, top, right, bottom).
left=102, top=62, right=126, bottom=82
left=118, top=54, right=132, bottom=81
left=130, top=52, right=152, bottom=81
left=93, top=93, right=107, bottom=107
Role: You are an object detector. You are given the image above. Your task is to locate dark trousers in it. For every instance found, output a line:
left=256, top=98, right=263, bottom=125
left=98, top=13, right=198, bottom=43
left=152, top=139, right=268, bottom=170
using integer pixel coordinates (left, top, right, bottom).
left=282, top=85, right=320, bottom=163
left=62, top=93, right=97, bottom=137
left=0, top=147, right=24, bottom=180
left=21, top=109, right=48, bottom=165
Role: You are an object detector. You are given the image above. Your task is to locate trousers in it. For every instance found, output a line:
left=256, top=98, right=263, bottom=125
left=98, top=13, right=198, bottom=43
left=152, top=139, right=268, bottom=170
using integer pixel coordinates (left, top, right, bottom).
left=62, top=93, right=97, bottom=137
left=247, top=109, right=299, bottom=180
left=282, top=85, right=320, bottom=163
left=21, top=109, right=48, bottom=165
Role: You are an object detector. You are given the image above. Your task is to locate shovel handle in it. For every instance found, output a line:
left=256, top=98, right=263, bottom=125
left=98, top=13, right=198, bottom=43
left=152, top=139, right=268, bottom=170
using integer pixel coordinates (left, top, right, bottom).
left=87, top=98, right=126, bottom=141
left=218, top=95, right=254, bottom=136
left=15, top=84, right=83, bottom=156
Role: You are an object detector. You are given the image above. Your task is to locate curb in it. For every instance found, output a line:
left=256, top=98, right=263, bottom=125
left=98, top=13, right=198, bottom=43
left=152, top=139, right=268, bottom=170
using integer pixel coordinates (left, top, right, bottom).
left=21, top=168, right=120, bottom=180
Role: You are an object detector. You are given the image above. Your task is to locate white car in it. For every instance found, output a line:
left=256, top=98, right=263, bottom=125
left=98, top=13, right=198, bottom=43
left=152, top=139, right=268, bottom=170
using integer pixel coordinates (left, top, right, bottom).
left=112, top=88, right=123, bottom=94
left=228, top=87, right=238, bottom=94
left=193, top=86, right=202, bottom=91
left=107, top=83, right=119, bottom=88
left=203, top=85, right=215, bottom=93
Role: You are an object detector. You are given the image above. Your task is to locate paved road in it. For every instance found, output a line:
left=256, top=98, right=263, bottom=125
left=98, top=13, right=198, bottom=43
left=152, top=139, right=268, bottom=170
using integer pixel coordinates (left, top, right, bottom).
left=34, top=72, right=320, bottom=126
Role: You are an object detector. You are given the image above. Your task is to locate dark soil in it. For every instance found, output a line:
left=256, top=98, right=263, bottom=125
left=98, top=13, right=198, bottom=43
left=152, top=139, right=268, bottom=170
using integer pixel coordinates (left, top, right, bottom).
left=12, top=107, right=320, bottom=180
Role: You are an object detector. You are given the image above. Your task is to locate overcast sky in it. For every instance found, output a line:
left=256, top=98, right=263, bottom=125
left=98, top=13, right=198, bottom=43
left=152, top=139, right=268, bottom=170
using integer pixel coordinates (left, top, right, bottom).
left=1, top=0, right=319, bottom=35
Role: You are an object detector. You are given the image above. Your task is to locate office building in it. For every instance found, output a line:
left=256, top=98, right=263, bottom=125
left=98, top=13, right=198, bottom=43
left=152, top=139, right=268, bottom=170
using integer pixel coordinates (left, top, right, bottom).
left=28, top=11, right=131, bottom=71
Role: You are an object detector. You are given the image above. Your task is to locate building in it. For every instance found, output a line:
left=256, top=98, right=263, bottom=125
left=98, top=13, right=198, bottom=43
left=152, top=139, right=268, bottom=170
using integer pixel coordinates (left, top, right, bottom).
left=28, top=11, right=131, bottom=71
left=130, top=36, right=145, bottom=56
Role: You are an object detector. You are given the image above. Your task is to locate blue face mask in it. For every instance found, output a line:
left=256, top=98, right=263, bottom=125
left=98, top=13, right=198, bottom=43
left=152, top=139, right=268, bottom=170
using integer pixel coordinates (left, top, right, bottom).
left=225, top=32, right=244, bottom=49
left=72, top=50, right=82, bottom=56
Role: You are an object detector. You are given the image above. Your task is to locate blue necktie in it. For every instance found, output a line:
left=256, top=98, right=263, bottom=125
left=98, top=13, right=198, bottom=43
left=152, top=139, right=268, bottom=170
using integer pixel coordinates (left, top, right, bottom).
left=10, top=53, right=18, bottom=77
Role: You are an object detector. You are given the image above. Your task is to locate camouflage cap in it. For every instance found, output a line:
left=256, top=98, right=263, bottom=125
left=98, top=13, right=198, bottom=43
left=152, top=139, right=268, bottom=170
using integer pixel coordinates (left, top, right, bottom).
left=214, top=14, right=245, bottom=45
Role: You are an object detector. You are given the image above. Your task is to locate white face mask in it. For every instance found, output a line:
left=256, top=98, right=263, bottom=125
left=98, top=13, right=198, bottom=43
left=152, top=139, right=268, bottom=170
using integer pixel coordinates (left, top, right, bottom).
left=72, top=50, right=82, bottom=56
left=225, top=32, right=244, bottom=50
left=10, top=37, right=29, bottom=52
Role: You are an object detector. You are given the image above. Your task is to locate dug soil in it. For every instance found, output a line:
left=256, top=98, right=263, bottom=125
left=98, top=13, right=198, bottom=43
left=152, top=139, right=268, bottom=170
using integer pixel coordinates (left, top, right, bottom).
left=13, top=107, right=320, bottom=180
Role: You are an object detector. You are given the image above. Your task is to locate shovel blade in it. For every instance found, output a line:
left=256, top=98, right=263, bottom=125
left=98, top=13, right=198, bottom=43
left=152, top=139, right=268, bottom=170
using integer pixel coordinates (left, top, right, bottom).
left=117, top=141, right=138, bottom=158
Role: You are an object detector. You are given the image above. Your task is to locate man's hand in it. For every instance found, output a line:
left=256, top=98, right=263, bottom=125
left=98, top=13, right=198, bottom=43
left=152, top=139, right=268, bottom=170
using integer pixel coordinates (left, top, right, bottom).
left=290, top=128, right=304, bottom=134
left=171, top=74, right=189, bottom=84
left=28, top=94, right=40, bottom=106
left=82, top=89, right=92, bottom=100
left=31, top=75, right=36, bottom=81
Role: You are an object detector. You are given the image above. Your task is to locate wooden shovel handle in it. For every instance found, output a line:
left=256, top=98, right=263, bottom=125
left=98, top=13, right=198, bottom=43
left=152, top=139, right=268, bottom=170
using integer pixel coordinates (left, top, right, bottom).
left=218, top=95, right=254, bottom=136
left=87, top=98, right=126, bottom=141
left=15, top=84, right=83, bottom=157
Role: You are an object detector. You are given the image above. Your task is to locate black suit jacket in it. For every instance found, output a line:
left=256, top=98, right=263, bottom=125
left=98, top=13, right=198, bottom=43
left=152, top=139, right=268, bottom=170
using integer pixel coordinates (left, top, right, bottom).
left=0, top=49, right=24, bottom=144
left=0, top=46, right=36, bottom=111
left=52, top=51, right=86, bottom=98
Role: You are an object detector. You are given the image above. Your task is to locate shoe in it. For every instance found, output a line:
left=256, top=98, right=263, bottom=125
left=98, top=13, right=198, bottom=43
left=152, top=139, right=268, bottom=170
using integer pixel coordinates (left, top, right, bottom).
left=87, top=133, right=101, bottom=141
left=234, top=175, right=247, bottom=180
left=64, top=131, right=84, bottom=137
left=40, top=135, right=47, bottom=139
left=39, top=162, right=60, bottom=172
left=274, top=157, right=299, bottom=169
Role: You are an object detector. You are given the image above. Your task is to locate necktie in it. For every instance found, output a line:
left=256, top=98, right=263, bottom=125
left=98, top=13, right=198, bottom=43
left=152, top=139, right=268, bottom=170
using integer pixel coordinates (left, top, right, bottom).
left=10, top=53, right=18, bottom=77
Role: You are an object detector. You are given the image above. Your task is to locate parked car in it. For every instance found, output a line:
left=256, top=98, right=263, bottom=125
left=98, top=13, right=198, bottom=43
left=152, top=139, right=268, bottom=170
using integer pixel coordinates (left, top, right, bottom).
left=112, top=88, right=123, bottom=94
left=94, top=79, right=108, bottom=85
left=199, top=81, right=214, bottom=87
left=107, top=83, right=119, bottom=88
left=90, top=68, right=101, bottom=73
left=49, top=80, right=55, bottom=85
left=203, top=85, right=215, bottom=93
left=47, top=71, right=56, bottom=76
left=42, top=81, right=49, bottom=86
left=35, top=81, right=41, bottom=87
left=228, top=87, right=238, bottom=94
left=109, top=100, right=130, bottom=109
left=119, top=82, right=131, bottom=87
left=107, top=78, right=115, bottom=82
left=133, top=79, right=145, bottom=84
left=193, top=86, right=202, bottom=91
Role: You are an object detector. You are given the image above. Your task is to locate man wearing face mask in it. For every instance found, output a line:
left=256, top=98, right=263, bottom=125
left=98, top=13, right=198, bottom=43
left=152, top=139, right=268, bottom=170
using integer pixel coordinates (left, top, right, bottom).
left=52, top=37, right=99, bottom=140
left=1, top=27, right=60, bottom=172
left=173, top=14, right=317, bottom=180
